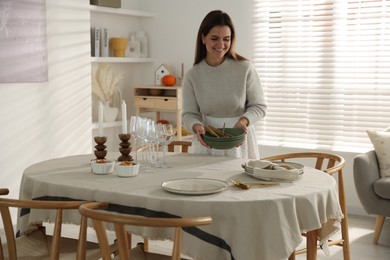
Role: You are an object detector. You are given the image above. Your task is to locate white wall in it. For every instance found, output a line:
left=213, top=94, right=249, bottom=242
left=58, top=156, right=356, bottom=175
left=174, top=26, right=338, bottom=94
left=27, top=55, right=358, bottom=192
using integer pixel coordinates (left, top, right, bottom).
left=0, top=0, right=92, bottom=199
left=140, top=0, right=253, bottom=82
left=0, top=0, right=368, bottom=217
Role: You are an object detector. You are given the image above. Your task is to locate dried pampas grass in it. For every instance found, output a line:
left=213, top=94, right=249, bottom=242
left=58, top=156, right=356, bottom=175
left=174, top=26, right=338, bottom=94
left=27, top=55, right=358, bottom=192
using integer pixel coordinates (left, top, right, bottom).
left=92, top=63, right=124, bottom=103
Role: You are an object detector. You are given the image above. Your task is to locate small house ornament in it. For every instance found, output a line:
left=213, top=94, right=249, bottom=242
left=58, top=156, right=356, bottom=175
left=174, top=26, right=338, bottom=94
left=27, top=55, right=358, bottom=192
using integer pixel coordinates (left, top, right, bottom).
left=155, top=64, right=173, bottom=85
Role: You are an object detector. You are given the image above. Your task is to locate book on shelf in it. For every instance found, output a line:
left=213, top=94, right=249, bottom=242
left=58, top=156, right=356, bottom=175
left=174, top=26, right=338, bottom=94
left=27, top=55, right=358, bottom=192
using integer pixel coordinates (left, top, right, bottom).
left=91, top=27, right=100, bottom=57
left=101, top=27, right=109, bottom=57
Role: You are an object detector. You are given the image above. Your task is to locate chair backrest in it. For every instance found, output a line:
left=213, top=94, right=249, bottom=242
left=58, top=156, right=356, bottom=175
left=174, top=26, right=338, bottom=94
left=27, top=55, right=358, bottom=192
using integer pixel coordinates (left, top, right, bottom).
left=0, top=189, right=90, bottom=260
left=262, top=152, right=349, bottom=258
left=262, top=152, right=345, bottom=175
left=79, top=201, right=212, bottom=260
left=167, top=141, right=192, bottom=153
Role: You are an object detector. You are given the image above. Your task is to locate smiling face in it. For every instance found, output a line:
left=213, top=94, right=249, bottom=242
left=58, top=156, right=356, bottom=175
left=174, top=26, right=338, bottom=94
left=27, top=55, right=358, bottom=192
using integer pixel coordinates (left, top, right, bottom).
left=202, top=25, right=231, bottom=66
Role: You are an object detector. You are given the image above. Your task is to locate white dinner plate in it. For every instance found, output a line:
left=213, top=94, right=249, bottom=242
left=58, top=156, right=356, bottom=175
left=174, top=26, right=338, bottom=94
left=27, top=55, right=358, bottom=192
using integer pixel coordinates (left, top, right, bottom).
left=162, top=178, right=228, bottom=195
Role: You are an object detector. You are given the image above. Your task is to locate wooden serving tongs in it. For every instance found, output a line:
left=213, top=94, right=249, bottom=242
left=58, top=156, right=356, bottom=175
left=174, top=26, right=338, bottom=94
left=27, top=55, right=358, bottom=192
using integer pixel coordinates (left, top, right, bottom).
left=204, top=124, right=233, bottom=138
left=231, top=179, right=279, bottom=189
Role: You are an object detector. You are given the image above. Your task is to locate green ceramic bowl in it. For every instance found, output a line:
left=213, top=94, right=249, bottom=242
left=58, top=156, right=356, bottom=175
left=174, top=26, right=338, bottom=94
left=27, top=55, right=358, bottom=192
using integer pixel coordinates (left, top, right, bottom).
left=203, top=128, right=245, bottom=150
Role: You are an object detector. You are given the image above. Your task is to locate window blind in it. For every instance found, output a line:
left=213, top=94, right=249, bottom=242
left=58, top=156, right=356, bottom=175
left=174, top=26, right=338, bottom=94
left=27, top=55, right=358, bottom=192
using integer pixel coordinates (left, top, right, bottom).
left=252, top=0, right=390, bottom=153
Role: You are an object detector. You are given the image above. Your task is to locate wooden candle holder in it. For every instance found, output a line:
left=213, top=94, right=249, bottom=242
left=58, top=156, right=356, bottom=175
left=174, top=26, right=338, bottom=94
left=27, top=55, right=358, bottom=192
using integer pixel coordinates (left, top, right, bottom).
left=118, top=133, right=133, bottom=162
left=94, top=136, right=107, bottom=159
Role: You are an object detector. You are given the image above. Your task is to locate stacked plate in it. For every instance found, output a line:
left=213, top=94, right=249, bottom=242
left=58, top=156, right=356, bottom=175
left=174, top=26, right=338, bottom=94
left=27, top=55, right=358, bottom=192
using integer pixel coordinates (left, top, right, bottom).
left=242, top=161, right=304, bottom=182
left=242, top=162, right=304, bottom=174
left=202, top=128, right=245, bottom=150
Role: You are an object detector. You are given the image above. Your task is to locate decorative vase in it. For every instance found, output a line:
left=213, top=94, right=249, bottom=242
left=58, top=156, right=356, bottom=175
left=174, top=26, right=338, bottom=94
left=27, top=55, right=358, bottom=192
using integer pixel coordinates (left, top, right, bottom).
left=103, top=102, right=118, bottom=122
left=110, top=37, right=128, bottom=57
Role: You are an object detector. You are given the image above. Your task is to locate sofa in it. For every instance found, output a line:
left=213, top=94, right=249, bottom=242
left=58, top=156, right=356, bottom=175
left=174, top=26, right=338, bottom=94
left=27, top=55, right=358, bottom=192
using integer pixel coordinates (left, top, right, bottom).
left=353, top=150, right=390, bottom=243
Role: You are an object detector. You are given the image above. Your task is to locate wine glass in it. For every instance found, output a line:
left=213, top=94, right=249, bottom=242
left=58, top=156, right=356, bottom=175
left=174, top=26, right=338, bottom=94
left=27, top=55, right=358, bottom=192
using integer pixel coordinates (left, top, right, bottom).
left=158, top=124, right=174, bottom=168
left=129, top=116, right=141, bottom=162
left=146, top=120, right=158, bottom=166
left=139, top=118, right=154, bottom=172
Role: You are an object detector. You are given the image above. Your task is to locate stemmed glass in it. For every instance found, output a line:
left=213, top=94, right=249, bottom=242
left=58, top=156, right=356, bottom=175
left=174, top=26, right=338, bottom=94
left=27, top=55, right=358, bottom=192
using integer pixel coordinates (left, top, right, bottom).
left=139, top=118, right=154, bottom=172
left=157, top=124, right=174, bottom=168
left=129, top=116, right=141, bottom=162
left=146, top=120, right=157, bottom=166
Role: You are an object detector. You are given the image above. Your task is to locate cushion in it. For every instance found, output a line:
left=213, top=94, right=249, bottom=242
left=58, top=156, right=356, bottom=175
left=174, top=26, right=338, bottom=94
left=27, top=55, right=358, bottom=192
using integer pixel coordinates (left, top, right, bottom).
left=374, top=178, right=390, bottom=199
left=367, top=130, right=390, bottom=178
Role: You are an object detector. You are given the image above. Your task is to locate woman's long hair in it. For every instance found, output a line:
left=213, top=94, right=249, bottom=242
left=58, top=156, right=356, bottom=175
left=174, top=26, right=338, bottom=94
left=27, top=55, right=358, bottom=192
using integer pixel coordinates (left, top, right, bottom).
left=194, top=10, right=246, bottom=65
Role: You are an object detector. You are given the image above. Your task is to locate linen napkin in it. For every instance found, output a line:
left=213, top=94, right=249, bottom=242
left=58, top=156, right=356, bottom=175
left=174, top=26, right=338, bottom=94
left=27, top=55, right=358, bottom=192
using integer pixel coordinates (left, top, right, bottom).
left=247, top=160, right=301, bottom=181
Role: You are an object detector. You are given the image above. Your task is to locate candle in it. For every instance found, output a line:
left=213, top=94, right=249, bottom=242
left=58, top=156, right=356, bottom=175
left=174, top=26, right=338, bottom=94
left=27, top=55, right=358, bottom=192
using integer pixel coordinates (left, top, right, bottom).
left=121, top=100, right=127, bottom=134
left=98, top=102, right=103, bottom=136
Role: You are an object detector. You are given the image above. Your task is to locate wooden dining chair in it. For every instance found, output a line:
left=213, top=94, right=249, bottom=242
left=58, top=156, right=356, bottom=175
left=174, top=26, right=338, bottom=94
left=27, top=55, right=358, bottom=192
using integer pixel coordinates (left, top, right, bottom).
left=262, top=152, right=350, bottom=260
left=167, top=141, right=192, bottom=153
left=78, top=201, right=212, bottom=260
left=0, top=188, right=105, bottom=260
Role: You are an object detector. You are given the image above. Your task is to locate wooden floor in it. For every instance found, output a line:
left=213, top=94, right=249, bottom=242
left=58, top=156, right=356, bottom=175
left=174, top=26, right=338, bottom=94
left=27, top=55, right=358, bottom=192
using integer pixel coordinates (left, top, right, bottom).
left=4, top=214, right=390, bottom=259
left=295, top=214, right=390, bottom=260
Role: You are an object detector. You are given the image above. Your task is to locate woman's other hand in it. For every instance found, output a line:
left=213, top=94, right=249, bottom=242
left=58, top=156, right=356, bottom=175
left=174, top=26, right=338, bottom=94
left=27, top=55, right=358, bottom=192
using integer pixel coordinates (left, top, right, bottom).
left=193, top=124, right=211, bottom=148
left=234, top=117, right=249, bottom=134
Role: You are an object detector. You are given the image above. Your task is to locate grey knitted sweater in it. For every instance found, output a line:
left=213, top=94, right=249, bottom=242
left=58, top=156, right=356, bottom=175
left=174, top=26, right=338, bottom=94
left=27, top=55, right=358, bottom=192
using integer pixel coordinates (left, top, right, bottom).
left=182, top=58, right=267, bottom=133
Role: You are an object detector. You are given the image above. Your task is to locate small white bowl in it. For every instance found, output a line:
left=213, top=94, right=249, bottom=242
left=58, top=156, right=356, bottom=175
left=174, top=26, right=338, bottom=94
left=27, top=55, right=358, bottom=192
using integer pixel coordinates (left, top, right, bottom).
left=91, top=159, right=115, bottom=175
left=116, top=162, right=139, bottom=177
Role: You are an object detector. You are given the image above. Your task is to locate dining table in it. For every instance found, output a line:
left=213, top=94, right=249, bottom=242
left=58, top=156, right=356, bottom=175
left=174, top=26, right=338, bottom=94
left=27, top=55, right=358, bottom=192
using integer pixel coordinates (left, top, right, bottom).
left=17, top=152, right=343, bottom=260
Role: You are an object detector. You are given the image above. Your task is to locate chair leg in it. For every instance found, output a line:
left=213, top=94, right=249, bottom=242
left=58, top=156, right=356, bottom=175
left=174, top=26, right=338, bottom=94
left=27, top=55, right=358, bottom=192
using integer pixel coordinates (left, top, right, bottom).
left=288, top=251, right=296, bottom=260
left=338, top=171, right=351, bottom=260
left=373, top=215, right=385, bottom=244
left=143, top=238, right=149, bottom=252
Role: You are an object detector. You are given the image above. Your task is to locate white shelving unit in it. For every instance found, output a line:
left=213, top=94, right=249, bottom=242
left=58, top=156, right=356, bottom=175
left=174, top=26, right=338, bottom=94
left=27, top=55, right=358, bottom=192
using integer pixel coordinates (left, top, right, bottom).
left=90, top=5, right=154, bottom=64
left=90, top=4, right=154, bottom=151
left=89, top=5, right=154, bottom=129
left=89, top=5, right=154, bottom=17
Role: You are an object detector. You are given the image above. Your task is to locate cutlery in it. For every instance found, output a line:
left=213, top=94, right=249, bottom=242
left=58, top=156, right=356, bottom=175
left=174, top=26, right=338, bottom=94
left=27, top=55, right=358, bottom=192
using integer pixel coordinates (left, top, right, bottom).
left=231, top=179, right=278, bottom=189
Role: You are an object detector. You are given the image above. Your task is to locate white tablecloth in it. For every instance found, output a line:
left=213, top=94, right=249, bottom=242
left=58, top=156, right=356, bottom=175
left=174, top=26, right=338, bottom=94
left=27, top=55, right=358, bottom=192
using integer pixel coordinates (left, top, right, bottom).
left=17, top=153, right=343, bottom=260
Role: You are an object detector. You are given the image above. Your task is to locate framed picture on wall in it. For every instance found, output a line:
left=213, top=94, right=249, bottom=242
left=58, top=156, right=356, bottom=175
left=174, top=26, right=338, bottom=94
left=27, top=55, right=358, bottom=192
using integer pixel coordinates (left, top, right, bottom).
left=0, top=0, right=48, bottom=83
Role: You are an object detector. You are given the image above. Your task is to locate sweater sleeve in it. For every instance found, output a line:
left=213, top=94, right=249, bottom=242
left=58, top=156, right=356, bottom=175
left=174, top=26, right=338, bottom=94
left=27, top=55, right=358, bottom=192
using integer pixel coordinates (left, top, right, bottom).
left=182, top=72, right=203, bottom=134
left=242, top=63, right=267, bottom=125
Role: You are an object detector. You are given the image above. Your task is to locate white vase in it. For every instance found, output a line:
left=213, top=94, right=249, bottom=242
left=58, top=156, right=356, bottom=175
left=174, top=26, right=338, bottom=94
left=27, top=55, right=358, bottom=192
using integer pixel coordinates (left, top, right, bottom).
left=103, top=102, right=118, bottom=122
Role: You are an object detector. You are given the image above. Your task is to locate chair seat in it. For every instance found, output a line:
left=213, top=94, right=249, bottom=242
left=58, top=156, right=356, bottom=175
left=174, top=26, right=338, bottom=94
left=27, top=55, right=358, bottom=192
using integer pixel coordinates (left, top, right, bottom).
left=1, top=227, right=101, bottom=260
left=112, top=243, right=190, bottom=260
left=374, top=178, right=390, bottom=199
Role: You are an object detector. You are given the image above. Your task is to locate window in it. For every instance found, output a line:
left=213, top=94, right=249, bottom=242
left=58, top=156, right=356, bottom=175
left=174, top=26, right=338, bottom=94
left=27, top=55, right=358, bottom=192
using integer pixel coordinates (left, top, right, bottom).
left=253, top=0, right=390, bottom=152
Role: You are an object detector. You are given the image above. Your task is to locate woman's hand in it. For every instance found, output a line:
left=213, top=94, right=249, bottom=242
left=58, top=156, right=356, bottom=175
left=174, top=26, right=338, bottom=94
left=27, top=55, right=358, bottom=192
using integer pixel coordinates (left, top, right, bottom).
left=234, top=117, right=249, bottom=134
left=193, top=124, right=211, bottom=148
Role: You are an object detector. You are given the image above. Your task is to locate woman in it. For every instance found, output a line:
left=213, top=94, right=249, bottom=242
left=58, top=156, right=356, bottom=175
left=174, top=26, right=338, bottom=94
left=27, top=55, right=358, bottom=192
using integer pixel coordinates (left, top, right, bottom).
left=182, top=10, right=267, bottom=159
